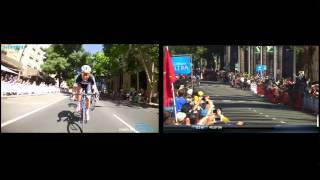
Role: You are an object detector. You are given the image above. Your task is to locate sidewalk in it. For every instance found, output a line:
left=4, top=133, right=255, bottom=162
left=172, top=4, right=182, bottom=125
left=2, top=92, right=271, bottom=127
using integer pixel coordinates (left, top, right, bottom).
left=113, top=99, right=159, bottom=108
left=1, top=92, right=61, bottom=98
left=99, top=93, right=159, bottom=108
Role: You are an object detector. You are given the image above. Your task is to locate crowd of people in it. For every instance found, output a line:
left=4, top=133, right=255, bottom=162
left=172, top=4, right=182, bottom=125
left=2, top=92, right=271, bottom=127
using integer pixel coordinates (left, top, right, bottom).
left=164, top=68, right=318, bottom=126
left=1, top=73, right=60, bottom=97
left=163, top=88, right=243, bottom=126
left=106, top=87, right=158, bottom=104
left=226, top=71, right=319, bottom=114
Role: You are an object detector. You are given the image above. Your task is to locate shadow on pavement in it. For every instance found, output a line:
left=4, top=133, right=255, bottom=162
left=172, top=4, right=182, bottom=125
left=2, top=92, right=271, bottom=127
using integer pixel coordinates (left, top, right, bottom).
left=57, top=110, right=82, bottom=133
left=68, top=103, right=77, bottom=109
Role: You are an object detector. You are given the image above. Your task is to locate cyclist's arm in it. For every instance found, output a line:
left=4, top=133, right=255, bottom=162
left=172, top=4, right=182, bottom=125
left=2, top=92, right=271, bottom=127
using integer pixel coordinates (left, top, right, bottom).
left=75, top=75, right=81, bottom=85
left=90, top=75, right=98, bottom=94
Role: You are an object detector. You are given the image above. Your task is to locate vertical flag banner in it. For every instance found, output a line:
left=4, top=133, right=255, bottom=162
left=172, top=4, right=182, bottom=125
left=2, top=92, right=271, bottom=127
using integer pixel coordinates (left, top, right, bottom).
left=163, top=47, right=176, bottom=107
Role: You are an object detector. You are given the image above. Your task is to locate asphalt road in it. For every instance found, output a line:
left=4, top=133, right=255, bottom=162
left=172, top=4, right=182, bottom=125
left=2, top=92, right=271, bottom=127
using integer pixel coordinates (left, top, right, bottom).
left=195, top=81, right=317, bottom=128
left=164, top=81, right=318, bottom=133
left=1, top=93, right=158, bottom=133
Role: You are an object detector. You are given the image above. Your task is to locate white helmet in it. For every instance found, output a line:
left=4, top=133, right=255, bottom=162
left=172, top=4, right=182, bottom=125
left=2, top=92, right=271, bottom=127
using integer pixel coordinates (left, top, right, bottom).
left=81, top=65, right=91, bottom=73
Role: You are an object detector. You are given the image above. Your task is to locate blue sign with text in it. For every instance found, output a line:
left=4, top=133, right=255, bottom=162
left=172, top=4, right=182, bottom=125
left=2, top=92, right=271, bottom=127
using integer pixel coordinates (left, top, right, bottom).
left=256, top=65, right=266, bottom=72
left=171, top=56, right=191, bottom=75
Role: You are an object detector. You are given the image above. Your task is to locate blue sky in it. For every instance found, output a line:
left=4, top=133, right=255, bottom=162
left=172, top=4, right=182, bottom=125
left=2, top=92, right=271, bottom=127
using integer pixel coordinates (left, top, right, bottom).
left=82, top=44, right=103, bottom=54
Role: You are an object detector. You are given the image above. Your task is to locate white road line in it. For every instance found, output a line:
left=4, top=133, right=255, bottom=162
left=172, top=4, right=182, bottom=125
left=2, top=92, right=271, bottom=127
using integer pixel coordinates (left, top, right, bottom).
left=1, top=96, right=68, bottom=128
left=272, top=118, right=277, bottom=120
left=265, top=115, right=269, bottom=117
left=259, top=113, right=264, bottom=115
left=113, top=114, right=139, bottom=133
left=317, top=114, right=319, bottom=128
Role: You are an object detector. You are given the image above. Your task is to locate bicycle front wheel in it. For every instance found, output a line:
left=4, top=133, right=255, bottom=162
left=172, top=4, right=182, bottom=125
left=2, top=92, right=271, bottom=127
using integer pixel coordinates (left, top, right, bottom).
left=67, top=122, right=83, bottom=133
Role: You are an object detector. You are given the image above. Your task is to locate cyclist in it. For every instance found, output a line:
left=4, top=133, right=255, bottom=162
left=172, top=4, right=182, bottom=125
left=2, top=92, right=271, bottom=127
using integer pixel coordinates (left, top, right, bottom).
left=74, top=65, right=99, bottom=121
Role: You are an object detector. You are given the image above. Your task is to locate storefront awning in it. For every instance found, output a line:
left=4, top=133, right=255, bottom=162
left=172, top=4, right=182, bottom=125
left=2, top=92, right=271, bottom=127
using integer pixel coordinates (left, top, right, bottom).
left=1, top=54, right=22, bottom=69
left=1, top=65, right=18, bottom=74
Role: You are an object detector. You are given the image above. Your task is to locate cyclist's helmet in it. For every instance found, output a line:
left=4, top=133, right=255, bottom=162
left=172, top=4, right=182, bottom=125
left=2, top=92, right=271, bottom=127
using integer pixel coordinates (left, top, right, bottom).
left=81, top=65, right=91, bottom=73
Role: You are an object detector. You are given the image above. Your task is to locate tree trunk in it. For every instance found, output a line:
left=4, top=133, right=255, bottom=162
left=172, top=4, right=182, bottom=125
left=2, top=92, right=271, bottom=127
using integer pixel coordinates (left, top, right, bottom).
left=303, top=46, right=310, bottom=80
left=293, top=46, right=296, bottom=82
left=240, top=47, right=245, bottom=73
left=252, top=46, right=255, bottom=75
left=313, top=46, right=319, bottom=82
left=273, top=46, right=277, bottom=81
left=262, top=46, right=267, bottom=76
left=278, top=46, right=283, bottom=80
left=138, top=49, right=154, bottom=104
left=58, top=72, right=62, bottom=87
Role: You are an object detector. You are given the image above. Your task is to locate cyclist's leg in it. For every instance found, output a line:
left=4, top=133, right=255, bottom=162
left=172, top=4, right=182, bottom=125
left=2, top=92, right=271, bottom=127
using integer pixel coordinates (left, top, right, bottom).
left=84, top=84, right=91, bottom=121
left=72, top=83, right=78, bottom=100
left=84, top=84, right=91, bottom=110
left=75, top=84, right=83, bottom=111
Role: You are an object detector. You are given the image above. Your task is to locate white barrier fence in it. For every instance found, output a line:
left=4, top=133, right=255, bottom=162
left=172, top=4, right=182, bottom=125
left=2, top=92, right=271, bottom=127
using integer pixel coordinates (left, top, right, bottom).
left=1, top=81, right=60, bottom=97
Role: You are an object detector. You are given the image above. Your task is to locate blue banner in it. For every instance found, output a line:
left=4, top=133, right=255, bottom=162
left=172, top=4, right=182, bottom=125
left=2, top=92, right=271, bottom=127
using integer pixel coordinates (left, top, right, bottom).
left=171, top=56, right=191, bottom=75
left=256, top=65, right=267, bottom=72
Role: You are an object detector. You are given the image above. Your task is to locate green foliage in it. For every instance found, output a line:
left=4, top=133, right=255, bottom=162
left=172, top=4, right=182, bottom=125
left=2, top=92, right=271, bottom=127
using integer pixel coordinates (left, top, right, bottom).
left=41, top=44, right=84, bottom=87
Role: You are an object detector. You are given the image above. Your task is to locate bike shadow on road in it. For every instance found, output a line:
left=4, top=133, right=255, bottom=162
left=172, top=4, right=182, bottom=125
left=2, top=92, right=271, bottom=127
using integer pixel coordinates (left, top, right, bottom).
left=57, top=110, right=81, bottom=123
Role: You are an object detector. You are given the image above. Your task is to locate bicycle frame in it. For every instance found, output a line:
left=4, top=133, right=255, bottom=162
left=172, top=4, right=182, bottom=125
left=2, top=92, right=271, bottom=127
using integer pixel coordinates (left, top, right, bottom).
left=74, top=91, right=95, bottom=132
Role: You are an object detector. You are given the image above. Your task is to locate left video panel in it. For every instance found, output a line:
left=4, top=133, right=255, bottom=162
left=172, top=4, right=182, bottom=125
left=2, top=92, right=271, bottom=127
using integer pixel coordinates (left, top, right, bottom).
left=1, top=44, right=159, bottom=133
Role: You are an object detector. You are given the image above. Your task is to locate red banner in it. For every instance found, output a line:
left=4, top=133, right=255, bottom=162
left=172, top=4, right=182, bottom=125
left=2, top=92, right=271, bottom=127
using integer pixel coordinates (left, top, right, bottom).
left=163, top=48, right=176, bottom=107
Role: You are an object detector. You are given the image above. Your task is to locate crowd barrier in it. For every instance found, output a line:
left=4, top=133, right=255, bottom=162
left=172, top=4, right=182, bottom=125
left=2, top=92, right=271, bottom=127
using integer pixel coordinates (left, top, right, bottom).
left=1, top=81, right=60, bottom=96
left=236, top=80, right=318, bottom=114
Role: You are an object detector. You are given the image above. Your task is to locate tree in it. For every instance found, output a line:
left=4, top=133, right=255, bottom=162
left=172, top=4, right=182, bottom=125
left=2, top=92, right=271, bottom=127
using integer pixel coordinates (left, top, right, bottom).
left=169, top=46, right=207, bottom=69
left=91, top=51, right=112, bottom=84
left=129, top=44, right=159, bottom=103
left=41, top=44, right=86, bottom=87
left=103, top=44, right=159, bottom=103
left=203, top=46, right=224, bottom=70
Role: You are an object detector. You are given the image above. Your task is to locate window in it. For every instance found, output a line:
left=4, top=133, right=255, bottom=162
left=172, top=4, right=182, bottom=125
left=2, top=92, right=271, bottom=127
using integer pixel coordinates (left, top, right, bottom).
left=32, top=47, right=36, bottom=51
left=36, top=59, right=39, bottom=63
left=29, top=56, right=33, bottom=60
left=34, top=67, right=37, bottom=70
left=27, top=65, right=31, bottom=68
left=38, top=52, right=40, bottom=56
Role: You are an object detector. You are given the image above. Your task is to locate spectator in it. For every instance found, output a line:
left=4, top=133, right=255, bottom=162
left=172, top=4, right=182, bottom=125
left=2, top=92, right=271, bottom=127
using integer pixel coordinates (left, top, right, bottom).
left=164, top=111, right=176, bottom=125
left=176, top=112, right=187, bottom=125
left=175, top=89, right=187, bottom=113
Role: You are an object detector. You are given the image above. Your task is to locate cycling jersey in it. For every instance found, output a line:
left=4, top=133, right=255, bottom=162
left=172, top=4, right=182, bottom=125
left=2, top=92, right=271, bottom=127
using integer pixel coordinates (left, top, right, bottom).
left=75, top=74, right=96, bottom=93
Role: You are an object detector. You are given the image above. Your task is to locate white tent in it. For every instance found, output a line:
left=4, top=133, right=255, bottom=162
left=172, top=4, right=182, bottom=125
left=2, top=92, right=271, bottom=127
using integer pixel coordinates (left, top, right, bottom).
left=1, top=65, right=18, bottom=74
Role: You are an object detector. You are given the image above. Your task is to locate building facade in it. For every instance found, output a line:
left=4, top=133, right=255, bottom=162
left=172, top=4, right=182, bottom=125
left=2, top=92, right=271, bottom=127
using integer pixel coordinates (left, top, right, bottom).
left=1, top=44, right=50, bottom=78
